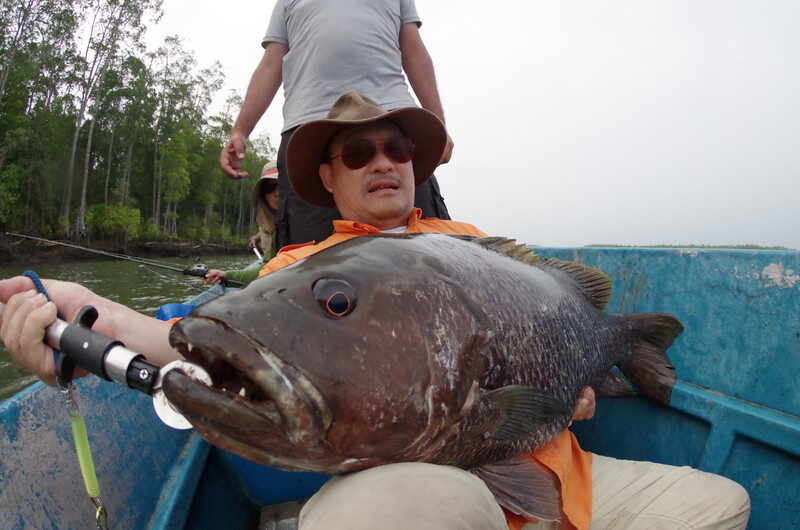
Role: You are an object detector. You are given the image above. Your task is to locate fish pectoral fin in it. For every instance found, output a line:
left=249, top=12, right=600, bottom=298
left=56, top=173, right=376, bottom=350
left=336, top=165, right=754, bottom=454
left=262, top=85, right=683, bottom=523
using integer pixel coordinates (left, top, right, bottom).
left=484, top=385, right=570, bottom=440
left=596, top=370, right=637, bottom=398
left=473, top=458, right=562, bottom=523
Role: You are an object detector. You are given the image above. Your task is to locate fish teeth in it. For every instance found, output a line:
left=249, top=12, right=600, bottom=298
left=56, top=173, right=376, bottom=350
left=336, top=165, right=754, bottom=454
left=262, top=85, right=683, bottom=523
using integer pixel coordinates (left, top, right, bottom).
left=239, top=388, right=246, bottom=397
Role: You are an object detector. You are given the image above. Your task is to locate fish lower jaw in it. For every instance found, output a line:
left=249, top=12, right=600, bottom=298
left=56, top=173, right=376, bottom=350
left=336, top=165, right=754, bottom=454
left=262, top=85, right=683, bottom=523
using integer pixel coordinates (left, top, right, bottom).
left=187, top=420, right=387, bottom=474
left=171, top=324, right=333, bottom=447
left=250, top=453, right=395, bottom=475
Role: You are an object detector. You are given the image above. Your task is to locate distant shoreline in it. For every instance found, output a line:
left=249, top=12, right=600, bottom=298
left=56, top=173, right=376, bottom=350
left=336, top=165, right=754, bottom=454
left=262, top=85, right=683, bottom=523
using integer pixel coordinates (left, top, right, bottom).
left=0, top=237, right=247, bottom=265
left=2, top=235, right=793, bottom=266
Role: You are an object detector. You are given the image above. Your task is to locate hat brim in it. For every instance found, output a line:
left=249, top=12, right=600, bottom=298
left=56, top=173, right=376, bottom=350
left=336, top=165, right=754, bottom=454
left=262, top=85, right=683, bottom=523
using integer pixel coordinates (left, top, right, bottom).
left=250, top=170, right=279, bottom=206
left=287, top=107, right=447, bottom=207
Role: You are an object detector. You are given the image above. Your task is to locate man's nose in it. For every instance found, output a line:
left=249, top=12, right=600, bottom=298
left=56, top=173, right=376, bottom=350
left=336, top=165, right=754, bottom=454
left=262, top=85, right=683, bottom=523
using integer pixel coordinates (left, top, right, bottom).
left=369, top=149, right=395, bottom=173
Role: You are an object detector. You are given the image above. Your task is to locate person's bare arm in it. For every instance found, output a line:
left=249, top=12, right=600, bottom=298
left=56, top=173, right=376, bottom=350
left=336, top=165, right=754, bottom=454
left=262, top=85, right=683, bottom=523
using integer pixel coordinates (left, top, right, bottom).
left=570, top=387, right=596, bottom=425
left=220, top=42, right=288, bottom=179
left=0, top=277, right=178, bottom=386
left=399, top=23, right=453, bottom=164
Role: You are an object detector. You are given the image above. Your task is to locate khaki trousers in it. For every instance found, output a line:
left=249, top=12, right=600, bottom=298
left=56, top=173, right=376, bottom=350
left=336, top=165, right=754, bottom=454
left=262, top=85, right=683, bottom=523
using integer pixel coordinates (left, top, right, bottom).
left=299, top=462, right=507, bottom=530
left=523, top=455, right=751, bottom=529
left=298, top=456, right=751, bottom=530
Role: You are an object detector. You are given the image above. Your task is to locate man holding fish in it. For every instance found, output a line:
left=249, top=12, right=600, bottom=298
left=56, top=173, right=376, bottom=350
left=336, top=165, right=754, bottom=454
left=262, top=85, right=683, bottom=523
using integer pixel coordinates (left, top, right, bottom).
left=0, top=92, right=749, bottom=529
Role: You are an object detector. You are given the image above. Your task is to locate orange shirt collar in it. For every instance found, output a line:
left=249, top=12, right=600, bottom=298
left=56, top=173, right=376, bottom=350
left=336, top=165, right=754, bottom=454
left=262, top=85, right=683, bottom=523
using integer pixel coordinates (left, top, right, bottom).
left=330, top=208, right=423, bottom=236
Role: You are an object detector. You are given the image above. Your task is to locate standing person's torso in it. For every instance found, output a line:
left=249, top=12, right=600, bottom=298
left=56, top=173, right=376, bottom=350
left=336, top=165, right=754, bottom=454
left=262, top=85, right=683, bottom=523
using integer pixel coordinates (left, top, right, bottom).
left=264, top=0, right=421, bottom=131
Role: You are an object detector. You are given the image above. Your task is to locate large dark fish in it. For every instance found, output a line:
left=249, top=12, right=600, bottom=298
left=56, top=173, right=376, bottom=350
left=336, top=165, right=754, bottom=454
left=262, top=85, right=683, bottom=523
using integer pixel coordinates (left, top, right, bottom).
left=164, top=233, right=682, bottom=520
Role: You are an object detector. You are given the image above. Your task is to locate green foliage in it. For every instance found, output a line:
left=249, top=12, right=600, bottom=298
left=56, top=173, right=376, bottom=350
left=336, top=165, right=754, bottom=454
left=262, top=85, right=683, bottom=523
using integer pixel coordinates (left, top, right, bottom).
left=56, top=216, right=70, bottom=238
left=0, top=164, right=21, bottom=223
left=139, top=218, right=164, bottom=240
left=190, top=226, right=210, bottom=243
left=85, top=203, right=141, bottom=241
left=0, top=0, right=269, bottom=244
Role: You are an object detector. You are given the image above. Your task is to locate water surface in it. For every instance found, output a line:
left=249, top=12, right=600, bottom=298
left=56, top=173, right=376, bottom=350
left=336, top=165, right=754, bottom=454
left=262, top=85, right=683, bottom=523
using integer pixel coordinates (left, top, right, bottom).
left=0, top=254, right=255, bottom=402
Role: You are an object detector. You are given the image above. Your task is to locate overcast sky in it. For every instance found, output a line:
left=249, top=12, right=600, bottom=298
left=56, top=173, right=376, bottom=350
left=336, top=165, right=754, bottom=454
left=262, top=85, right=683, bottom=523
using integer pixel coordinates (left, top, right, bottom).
left=147, top=0, right=799, bottom=249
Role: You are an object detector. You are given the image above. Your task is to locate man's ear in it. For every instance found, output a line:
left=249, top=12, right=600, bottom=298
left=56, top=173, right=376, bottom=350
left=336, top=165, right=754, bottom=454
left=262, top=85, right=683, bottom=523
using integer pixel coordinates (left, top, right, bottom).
left=319, top=163, right=334, bottom=193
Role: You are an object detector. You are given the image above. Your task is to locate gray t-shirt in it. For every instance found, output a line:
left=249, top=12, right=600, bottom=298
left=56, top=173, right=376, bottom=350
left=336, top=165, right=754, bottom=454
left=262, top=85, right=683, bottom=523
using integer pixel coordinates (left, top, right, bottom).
left=264, top=0, right=421, bottom=132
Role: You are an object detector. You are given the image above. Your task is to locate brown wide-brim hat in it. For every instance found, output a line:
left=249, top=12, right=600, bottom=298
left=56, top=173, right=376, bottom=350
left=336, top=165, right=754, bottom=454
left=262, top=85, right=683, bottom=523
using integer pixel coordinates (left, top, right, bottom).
left=251, top=160, right=279, bottom=206
left=287, top=91, right=447, bottom=207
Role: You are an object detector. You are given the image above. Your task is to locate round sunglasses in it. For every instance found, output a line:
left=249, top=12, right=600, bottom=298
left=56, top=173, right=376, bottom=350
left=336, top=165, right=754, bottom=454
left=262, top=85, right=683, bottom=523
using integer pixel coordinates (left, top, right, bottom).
left=328, top=136, right=415, bottom=170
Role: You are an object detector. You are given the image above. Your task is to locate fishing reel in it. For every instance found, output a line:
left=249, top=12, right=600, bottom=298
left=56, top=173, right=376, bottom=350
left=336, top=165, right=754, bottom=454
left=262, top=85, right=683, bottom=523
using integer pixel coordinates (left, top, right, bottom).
left=182, top=263, right=243, bottom=287
left=183, top=263, right=210, bottom=278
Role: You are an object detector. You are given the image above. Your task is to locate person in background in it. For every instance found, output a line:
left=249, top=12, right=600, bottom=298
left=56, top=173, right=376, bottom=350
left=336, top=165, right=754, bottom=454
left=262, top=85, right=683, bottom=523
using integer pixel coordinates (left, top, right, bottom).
left=204, top=161, right=279, bottom=286
left=219, top=0, right=452, bottom=249
left=249, top=160, right=280, bottom=257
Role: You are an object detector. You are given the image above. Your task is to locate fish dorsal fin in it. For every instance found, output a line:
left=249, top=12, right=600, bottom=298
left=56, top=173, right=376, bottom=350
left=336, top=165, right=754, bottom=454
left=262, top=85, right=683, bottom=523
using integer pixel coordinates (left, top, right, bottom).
left=451, top=235, right=613, bottom=310
left=540, top=257, right=613, bottom=310
left=473, top=458, right=562, bottom=522
left=462, top=235, right=540, bottom=263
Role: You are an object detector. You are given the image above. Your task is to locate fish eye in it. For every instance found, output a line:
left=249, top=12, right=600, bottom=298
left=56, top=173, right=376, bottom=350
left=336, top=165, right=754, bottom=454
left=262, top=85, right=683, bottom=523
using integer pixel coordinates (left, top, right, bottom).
left=312, top=278, right=357, bottom=318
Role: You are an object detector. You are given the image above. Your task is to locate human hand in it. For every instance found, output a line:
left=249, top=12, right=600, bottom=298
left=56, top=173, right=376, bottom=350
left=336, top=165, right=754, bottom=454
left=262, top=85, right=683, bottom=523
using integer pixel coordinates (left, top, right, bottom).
left=439, top=133, right=454, bottom=164
left=0, top=277, right=113, bottom=386
left=203, top=269, right=227, bottom=285
left=248, top=234, right=262, bottom=250
left=1, top=276, right=179, bottom=384
left=220, top=133, right=250, bottom=179
left=569, top=387, right=596, bottom=426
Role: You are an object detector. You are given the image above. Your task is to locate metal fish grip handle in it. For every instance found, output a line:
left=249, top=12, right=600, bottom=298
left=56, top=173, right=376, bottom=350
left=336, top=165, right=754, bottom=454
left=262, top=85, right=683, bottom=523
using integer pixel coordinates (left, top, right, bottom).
left=44, top=305, right=211, bottom=430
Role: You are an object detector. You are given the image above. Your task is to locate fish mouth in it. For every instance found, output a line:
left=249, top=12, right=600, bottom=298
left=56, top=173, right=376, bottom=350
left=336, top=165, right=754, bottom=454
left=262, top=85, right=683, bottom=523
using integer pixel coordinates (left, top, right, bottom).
left=164, top=316, right=333, bottom=451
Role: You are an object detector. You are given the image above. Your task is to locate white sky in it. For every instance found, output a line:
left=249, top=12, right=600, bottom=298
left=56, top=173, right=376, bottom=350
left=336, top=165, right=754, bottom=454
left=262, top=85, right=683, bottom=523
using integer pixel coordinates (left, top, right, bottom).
left=147, top=0, right=800, bottom=249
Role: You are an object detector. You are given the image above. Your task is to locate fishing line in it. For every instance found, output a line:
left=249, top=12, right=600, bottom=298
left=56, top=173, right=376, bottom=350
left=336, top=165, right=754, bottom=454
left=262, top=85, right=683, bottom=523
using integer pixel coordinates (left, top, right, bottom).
left=6, top=232, right=245, bottom=287
left=5, top=232, right=201, bottom=271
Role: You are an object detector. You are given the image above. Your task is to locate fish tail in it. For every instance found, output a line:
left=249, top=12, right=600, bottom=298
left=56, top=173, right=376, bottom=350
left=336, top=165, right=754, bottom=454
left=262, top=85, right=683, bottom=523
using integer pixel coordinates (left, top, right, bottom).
left=619, top=313, right=683, bottom=405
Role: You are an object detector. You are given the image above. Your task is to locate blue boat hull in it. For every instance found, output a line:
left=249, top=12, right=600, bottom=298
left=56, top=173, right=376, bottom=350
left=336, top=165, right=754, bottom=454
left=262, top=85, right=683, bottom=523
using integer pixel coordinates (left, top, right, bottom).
left=0, top=376, right=330, bottom=528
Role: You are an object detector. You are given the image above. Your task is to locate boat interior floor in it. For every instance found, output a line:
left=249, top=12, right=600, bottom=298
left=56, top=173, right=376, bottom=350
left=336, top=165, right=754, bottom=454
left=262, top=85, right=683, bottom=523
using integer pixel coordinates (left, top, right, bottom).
left=260, top=499, right=307, bottom=530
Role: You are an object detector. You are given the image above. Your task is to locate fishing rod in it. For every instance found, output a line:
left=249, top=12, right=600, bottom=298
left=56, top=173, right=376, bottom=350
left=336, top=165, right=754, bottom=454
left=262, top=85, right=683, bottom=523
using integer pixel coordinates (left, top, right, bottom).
left=4, top=232, right=244, bottom=287
left=137, top=264, right=210, bottom=293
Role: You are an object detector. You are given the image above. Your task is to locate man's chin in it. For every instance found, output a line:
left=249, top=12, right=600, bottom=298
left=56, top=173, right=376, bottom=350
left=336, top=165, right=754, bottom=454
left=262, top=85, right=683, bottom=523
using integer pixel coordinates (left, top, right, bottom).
left=361, top=204, right=414, bottom=230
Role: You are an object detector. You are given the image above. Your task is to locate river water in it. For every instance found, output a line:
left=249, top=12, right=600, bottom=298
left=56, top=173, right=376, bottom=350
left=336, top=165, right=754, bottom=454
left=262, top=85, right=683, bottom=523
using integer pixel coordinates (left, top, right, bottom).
left=0, top=254, right=255, bottom=402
